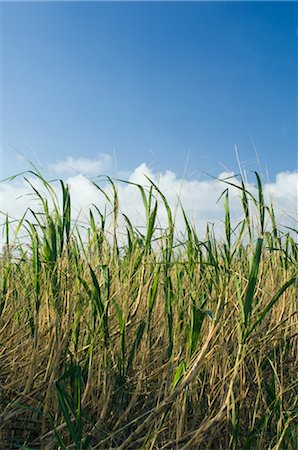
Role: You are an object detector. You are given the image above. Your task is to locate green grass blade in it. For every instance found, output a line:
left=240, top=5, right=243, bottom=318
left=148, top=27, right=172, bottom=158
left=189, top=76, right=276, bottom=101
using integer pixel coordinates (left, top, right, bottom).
left=55, top=382, right=81, bottom=449
left=243, top=237, right=263, bottom=328
left=245, top=275, right=297, bottom=340
left=254, top=172, right=265, bottom=235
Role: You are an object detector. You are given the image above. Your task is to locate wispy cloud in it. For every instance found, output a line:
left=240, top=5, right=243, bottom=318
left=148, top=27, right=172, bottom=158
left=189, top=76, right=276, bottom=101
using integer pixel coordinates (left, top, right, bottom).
left=49, top=154, right=113, bottom=175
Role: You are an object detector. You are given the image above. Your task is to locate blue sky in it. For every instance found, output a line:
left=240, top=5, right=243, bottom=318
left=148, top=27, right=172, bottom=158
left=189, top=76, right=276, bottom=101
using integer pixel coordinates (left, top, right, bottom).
left=1, top=1, right=297, bottom=180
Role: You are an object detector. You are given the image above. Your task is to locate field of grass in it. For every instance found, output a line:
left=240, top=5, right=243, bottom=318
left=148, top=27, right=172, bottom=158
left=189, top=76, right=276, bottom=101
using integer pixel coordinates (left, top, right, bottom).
left=0, top=169, right=297, bottom=449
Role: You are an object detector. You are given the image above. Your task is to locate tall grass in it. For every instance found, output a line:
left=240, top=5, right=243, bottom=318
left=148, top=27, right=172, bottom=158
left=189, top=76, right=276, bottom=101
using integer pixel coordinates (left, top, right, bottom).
left=0, top=170, right=297, bottom=449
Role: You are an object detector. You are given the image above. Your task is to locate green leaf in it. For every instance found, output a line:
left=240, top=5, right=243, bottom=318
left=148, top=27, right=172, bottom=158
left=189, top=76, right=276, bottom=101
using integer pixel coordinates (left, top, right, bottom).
left=244, top=275, right=296, bottom=340
left=243, top=238, right=263, bottom=328
left=172, top=360, right=186, bottom=390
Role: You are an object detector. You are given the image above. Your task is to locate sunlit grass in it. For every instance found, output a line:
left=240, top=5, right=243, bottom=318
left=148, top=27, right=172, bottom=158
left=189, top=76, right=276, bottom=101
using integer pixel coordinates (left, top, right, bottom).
left=0, top=169, right=297, bottom=449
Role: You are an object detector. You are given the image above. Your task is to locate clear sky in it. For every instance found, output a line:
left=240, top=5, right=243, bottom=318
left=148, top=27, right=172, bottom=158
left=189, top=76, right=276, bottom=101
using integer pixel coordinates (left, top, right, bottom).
left=1, top=1, right=297, bottom=180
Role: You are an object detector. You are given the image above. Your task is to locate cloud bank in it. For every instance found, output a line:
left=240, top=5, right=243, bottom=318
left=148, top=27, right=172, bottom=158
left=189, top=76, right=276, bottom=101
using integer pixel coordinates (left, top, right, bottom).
left=0, top=157, right=297, bottom=252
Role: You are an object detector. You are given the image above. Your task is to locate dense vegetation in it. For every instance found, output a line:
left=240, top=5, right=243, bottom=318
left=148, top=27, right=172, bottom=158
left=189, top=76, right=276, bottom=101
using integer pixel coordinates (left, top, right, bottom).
left=0, top=170, right=297, bottom=449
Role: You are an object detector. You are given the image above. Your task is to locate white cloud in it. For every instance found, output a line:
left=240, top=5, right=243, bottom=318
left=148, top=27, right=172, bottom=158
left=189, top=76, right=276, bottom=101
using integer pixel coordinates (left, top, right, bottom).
left=0, top=164, right=297, bottom=254
left=49, top=154, right=113, bottom=175
left=264, top=171, right=298, bottom=215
